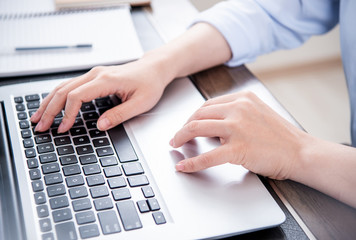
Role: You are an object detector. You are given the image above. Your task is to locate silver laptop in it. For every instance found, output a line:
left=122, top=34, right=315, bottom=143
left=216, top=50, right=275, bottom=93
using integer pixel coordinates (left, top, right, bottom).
left=0, top=76, right=285, bottom=240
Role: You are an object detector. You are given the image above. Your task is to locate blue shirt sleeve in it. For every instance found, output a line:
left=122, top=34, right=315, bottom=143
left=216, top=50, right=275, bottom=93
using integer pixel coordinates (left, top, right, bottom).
left=192, top=0, right=339, bottom=66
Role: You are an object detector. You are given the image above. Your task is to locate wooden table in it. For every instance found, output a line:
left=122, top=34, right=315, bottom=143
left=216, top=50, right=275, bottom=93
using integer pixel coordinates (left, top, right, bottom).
left=143, top=1, right=356, bottom=239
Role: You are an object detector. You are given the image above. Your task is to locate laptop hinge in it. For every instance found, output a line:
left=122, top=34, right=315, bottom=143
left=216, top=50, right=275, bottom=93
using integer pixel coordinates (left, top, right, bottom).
left=0, top=102, right=26, bottom=240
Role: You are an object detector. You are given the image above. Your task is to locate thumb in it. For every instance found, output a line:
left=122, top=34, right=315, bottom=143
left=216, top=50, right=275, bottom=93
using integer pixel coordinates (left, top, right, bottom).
left=97, top=98, right=145, bottom=130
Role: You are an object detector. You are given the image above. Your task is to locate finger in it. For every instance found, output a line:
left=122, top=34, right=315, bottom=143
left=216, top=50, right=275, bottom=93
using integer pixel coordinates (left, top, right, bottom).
left=175, top=145, right=229, bottom=172
left=170, top=120, right=229, bottom=148
left=57, top=77, right=116, bottom=133
left=185, top=103, right=227, bottom=124
left=33, top=72, right=95, bottom=131
left=97, top=95, right=152, bottom=131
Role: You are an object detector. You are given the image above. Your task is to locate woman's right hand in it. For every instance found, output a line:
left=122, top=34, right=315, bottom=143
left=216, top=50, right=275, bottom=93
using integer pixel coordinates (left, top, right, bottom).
left=30, top=55, right=173, bottom=133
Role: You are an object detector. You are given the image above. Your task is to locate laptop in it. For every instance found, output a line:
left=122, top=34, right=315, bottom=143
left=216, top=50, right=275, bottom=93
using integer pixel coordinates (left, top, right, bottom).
left=0, top=74, right=285, bottom=240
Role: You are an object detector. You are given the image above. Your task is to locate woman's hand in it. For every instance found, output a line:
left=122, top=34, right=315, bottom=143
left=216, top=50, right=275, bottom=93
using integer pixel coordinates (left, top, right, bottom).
left=31, top=56, right=172, bottom=133
left=170, top=91, right=308, bottom=180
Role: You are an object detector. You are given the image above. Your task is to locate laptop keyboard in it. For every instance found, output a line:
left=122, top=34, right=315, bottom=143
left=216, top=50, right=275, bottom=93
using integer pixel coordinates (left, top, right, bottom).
left=14, top=93, right=166, bottom=240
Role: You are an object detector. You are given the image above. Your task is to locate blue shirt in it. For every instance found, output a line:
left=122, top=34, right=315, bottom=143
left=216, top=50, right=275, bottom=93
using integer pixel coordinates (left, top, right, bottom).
left=193, top=0, right=356, bottom=146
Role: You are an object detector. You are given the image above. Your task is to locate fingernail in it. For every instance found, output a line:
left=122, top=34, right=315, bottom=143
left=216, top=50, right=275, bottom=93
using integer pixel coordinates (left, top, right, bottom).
left=169, top=138, right=175, bottom=147
left=98, top=117, right=111, bottom=130
left=35, top=121, right=43, bottom=132
left=30, top=111, right=39, bottom=122
left=176, top=162, right=185, bottom=171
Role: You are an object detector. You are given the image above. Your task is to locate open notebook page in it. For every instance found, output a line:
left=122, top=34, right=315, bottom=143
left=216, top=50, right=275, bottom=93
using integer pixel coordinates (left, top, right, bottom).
left=0, top=6, right=143, bottom=77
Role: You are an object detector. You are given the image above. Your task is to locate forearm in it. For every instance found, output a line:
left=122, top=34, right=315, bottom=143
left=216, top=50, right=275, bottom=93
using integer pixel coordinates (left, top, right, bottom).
left=293, top=136, right=356, bottom=208
left=141, top=22, right=231, bottom=86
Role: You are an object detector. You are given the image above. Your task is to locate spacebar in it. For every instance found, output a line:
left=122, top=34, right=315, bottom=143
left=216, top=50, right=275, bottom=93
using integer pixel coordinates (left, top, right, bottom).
left=108, top=124, right=138, bottom=163
left=116, top=200, right=142, bottom=231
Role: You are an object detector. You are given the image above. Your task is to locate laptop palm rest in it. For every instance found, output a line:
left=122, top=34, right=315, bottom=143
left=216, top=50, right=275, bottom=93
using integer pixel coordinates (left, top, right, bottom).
left=125, top=77, right=286, bottom=238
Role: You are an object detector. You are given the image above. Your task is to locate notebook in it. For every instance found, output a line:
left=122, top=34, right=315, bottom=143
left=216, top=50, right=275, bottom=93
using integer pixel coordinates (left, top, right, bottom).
left=0, top=6, right=143, bottom=77
left=0, top=75, right=285, bottom=240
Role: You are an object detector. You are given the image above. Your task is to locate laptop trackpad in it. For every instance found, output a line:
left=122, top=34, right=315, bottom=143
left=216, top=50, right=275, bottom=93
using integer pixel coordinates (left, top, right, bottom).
left=125, top=77, right=285, bottom=237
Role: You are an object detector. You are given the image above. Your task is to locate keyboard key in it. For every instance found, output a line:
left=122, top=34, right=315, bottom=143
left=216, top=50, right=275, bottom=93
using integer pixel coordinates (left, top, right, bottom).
left=16, top=104, right=25, bottom=111
left=29, top=169, right=41, bottom=180
left=76, top=145, right=94, bottom=155
left=51, top=129, right=69, bottom=137
left=23, top=139, right=34, bottom=148
left=89, top=129, right=105, bottom=138
left=94, top=197, right=113, bottom=211
left=85, top=120, right=97, bottom=129
left=79, top=224, right=100, bottom=239
left=17, top=111, right=27, bottom=120
left=107, top=177, right=126, bottom=189
left=59, top=155, right=78, bottom=165
left=57, top=145, right=75, bottom=156
left=116, top=200, right=142, bottom=231
left=52, top=208, right=72, bottom=223
left=147, top=198, right=160, bottom=211
left=42, top=232, right=54, bottom=240
left=35, top=133, right=51, bottom=143
left=73, top=136, right=90, bottom=145
left=72, top=198, right=92, bottom=212
left=137, top=200, right=150, bottom=213
left=73, top=118, right=84, bottom=127
left=14, top=96, right=23, bottom=103
left=96, top=146, right=114, bottom=157
left=51, top=118, right=62, bottom=128
left=37, top=204, right=49, bottom=218
left=42, top=163, right=60, bottom=174
left=44, top=173, right=63, bottom=185
left=27, top=101, right=40, bottom=109
left=63, top=164, right=81, bottom=176
left=86, top=175, right=105, bottom=187
left=25, top=148, right=36, bottom=158
left=90, top=186, right=109, bottom=198
left=19, top=120, right=30, bottom=129
left=141, top=186, right=155, bottom=198
left=21, top=129, right=32, bottom=138
left=55, top=221, right=77, bottom=240
left=27, top=158, right=39, bottom=169
left=112, top=188, right=131, bottom=201
left=122, top=162, right=144, bottom=176
left=39, top=153, right=57, bottom=164
left=25, top=94, right=40, bottom=102
left=50, top=196, right=69, bottom=209
left=81, top=102, right=95, bottom=112
left=79, top=154, right=97, bottom=165
left=98, top=210, right=121, bottom=235
left=37, top=143, right=55, bottom=154
left=47, top=184, right=66, bottom=197
left=95, top=97, right=113, bottom=108
left=39, top=218, right=52, bottom=232
left=69, top=186, right=88, bottom=199
left=32, top=180, right=44, bottom=192
left=70, top=127, right=87, bottom=136
left=108, top=124, right=138, bottom=162
left=66, top=175, right=85, bottom=187
left=54, top=136, right=71, bottom=146
left=83, top=164, right=101, bottom=175
left=152, top=212, right=166, bottom=225
left=83, top=111, right=99, bottom=120
left=99, top=156, right=118, bottom=167
left=29, top=110, right=37, bottom=118
left=75, top=210, right=96, bottom=225
left=34, top=192, right=46, bottom=205
left=127, top=175, right=149, bottom=187
left=103, top=166, right=122, bottom=177
left=92, top=137, right=110, bottom=147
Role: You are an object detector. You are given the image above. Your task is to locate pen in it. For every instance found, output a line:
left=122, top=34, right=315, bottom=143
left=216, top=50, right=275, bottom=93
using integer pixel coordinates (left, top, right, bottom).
left=15, top=44, right=92, bottom=51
